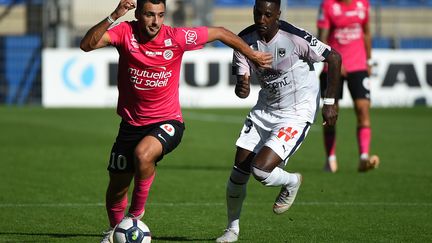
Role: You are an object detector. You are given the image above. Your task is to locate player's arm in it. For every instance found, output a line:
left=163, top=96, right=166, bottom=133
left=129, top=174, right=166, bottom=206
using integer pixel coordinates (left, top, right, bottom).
left=80, top=0, right=135, bottom=52
left=322, top=49, right=342, bottom=126
left=317, top=27, right=329, bottom=44
left=235, top=74, right=250, bottom=99
left=363, top=20, right=372, bottom=75
left=207, top=27, right=272, bottom=69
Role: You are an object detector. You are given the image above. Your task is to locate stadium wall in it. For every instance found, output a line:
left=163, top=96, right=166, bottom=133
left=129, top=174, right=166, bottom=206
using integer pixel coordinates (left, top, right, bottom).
left=42, top=48, right=432, bottom=108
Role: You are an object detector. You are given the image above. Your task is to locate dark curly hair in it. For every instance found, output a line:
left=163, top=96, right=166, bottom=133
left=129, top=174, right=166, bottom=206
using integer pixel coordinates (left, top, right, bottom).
left=255, top=0, right=280, bottom=7
left=137, top=0, right=166, bottom=10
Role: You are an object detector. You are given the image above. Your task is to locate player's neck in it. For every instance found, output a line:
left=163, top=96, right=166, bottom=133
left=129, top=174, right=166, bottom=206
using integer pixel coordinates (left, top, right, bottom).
left=139, top=29, right=161, bottom=43
left=261, top=28, right=279, bottom=43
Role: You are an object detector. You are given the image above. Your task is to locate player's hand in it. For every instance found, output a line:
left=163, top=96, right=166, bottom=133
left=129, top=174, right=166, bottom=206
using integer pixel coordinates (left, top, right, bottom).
left=341, top=66, right=347, bottom=77
left=322, top=104, right=338, bottom=126
left=235, top=75, right=251, bottom=99
left=252, top=51, right=272, bottom=69
left=112, top=0, right=136, bottom=19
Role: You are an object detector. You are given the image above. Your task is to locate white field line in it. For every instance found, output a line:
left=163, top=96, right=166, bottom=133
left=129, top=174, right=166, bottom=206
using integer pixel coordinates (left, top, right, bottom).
left=183, top=111, right=245, bottom=124
left=183, top=111, right=320, bottom=131
left=0, top=201, right=431, bottom=208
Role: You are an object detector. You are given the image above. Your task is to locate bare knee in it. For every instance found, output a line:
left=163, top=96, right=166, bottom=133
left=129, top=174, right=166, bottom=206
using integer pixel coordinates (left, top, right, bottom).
left=134, top=148, right=156, bottom=178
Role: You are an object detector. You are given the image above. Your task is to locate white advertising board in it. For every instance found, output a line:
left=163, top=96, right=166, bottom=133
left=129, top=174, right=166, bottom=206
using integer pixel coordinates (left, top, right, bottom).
left=43, top=48, right=432, bottom=108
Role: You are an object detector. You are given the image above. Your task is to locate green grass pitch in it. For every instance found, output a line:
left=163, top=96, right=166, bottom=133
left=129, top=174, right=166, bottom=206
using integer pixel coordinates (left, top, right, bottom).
left=0, top=106, right=431, bottom=242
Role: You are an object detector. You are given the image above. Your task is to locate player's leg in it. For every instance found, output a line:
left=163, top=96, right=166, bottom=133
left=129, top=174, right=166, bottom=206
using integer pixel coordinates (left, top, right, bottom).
left=252, top=147, right=302, bottom=214
left=101, top=172, right=134, bottom=243
left=217, top=148, right=253, bottom=243
left=216, top=117, right=258, bottom=243
left=320, top=71, right=341, bottom=172
left=104, top=120, right=139, bottom=237
left=127, top=135, right=160, bottom=218
left=252, top=121, right=311, bottom=214
left=102, top=146, right=134, bottom=242
left=129, top=120, right=185, bottom=217
left=348, top=72, right=380, bottom=172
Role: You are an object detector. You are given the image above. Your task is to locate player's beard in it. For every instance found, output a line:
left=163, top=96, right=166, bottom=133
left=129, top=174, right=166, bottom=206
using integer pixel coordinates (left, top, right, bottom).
left=145, top=25, right=161, bottom=40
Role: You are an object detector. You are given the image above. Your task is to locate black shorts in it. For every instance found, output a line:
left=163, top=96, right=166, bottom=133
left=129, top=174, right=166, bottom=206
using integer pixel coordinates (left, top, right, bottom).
left=107, top=119, right=185, bottom=173
left=320, top=71, right=370, bottom=100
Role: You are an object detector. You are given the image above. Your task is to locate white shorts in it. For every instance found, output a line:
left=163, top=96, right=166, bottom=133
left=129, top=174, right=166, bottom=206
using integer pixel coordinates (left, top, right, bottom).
left=236, top=109, right=311, bottom=166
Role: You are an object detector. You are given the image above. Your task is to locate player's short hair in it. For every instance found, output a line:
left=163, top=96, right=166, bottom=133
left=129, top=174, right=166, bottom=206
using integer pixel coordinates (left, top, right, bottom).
left=137, top=0, right=166, bottom=10
left=255, top=0, right=281, bottom=8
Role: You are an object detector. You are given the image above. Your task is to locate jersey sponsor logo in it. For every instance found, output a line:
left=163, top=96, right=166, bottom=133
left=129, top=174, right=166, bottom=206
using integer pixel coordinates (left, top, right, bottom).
left=163, top=50, right=174, bottom=60
left=262, top=77, right=293, bottom=95
left=277, top=127, right=298, bottom=142
left=145, top=51, right=163, bottom=57
left=334, top=26, right=362, bottom=44
left=259, top=68, right=283, bottom=82
left=183, top=30, right=198, bottom=45
left=160, top=124, right=175, bottom=136
left=128, top=66, right=172, bottom=90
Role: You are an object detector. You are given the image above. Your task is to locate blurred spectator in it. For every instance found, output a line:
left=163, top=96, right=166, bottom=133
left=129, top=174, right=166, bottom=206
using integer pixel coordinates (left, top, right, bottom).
left=172, top=0, right=186, bottom=26
left=191, top=0, right=213, bottom=26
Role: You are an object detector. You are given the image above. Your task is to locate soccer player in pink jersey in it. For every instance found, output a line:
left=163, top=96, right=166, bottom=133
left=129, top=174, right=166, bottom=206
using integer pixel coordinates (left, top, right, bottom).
left=80, top=0, right=272, bottom=242
left=317, top=0, right=380, bottom=173
left=216, top=0, right=342, bottom=242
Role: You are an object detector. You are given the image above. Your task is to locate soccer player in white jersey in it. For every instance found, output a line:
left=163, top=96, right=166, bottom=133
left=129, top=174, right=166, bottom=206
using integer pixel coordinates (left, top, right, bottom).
left=216, top=0, right=342, bottom=242
left=80, top=0, right=272, bottom=242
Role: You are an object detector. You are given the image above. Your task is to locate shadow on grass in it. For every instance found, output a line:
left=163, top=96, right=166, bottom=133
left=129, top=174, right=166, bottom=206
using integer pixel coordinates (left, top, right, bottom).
left=153, top=236, right=215, bottom=241
left=0, top=232, right=214, bottom=242
left=0, top=231, right=100, bottom=238
left=159, top=164, right=230, bottom=172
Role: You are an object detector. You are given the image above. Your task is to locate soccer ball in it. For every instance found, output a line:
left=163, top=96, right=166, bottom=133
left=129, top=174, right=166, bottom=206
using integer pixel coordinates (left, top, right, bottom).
left=113, top=218, right=151, bottom=243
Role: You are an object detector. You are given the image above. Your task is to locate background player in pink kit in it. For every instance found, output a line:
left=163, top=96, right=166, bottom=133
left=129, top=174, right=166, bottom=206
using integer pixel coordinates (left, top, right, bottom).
left=317, top=0, right=380, bottom=173
left=80, top=0, right=272, bottom=242
left=216, top=0, right=342, bottom=242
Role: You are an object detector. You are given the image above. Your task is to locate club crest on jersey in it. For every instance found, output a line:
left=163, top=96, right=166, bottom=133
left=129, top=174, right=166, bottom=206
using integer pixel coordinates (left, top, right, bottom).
left=278, top=48, right=286, bottom=57
left=160, top=124, right=175, bottom=136
left=163, top=50, right=174, bottom=60
left=183, top=30, right=198, bottom=44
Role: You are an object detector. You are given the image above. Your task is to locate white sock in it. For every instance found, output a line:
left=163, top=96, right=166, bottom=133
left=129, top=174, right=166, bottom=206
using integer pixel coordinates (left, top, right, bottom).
left=226, top=179, right=247, bottom=234
left=328, top=155, right=337, bottom=162
left=261, top=167, right=297, bottom=187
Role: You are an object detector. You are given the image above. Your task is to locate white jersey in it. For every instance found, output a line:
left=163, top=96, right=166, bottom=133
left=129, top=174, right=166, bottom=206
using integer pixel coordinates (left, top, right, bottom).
left=233, top=21, right=331, bottom=124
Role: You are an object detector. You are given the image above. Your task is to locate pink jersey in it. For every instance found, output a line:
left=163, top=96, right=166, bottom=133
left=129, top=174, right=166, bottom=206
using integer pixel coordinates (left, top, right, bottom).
left=317, top=0, right=369, bottom=72
left=108, top=22, right=208, bottom=126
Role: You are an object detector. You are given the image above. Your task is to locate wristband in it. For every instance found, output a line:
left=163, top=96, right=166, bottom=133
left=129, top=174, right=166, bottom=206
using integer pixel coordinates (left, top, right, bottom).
left=107, top=15, right=115, bottom=24
left=323, top=98, right=335, bottom=105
